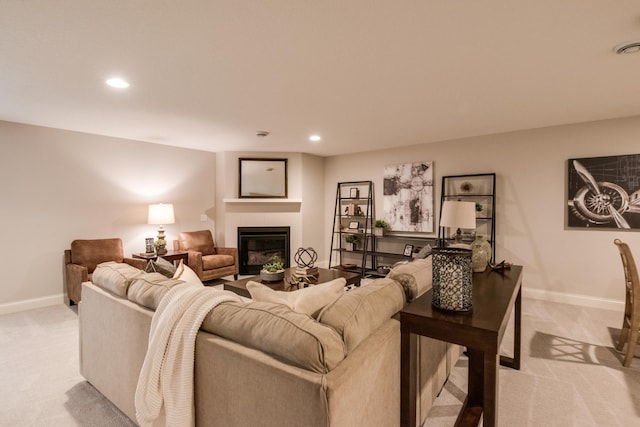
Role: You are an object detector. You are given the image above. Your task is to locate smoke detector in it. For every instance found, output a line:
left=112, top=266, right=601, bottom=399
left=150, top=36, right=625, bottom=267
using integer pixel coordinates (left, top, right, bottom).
left=614, top=41, right=640, bottom=54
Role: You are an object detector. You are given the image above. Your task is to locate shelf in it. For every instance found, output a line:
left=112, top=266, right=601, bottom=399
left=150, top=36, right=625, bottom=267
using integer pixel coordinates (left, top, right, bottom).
left=439, top=173, right=496, bottom=262
left=329, top=181, right=375, bottom=277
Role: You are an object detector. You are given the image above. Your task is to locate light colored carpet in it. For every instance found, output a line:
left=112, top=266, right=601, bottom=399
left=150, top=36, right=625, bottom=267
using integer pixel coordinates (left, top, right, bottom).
left=425, top=299, right=640, bottom=426
left=1, top=296, right=638, bottom=426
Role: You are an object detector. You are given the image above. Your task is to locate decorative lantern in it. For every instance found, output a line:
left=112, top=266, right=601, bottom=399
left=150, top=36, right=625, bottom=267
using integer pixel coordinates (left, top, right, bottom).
left=431, top=247, right=473, bottom=312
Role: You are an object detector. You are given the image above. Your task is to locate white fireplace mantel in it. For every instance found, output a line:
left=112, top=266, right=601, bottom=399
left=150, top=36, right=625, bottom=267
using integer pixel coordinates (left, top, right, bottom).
left=223, top=198, right=302, bottom=204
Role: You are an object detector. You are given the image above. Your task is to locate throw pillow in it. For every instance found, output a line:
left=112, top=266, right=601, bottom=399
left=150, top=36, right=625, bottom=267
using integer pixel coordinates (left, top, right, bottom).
left=173, top=259, right=184, bottom=278
left=173, top=261, right=204, bottom=286
left=246, top=278, right=346, bottom=317
left=144, top=257, right=177, bottom=278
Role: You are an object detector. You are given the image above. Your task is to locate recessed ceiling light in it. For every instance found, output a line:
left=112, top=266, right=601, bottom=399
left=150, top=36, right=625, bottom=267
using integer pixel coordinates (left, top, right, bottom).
left=106, top=77, right=130, bottom=88
left=614, top=41, right=640, bottom=55
left=309, top=135, right=322, bottom=142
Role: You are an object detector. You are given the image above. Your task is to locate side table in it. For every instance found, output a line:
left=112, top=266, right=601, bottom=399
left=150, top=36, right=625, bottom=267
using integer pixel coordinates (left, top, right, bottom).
left=400, top=266, right=523, bottom=427
left=132, top=251, right=189, bottom=266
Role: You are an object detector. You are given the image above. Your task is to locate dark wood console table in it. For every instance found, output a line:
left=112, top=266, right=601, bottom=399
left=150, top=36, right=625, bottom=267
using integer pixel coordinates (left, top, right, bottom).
left=400, top=266, right=522, bottom=427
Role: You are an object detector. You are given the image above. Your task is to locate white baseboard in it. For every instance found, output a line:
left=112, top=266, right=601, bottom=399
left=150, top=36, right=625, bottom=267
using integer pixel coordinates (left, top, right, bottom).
left=523, top=287, right=623, bottom=312
left=0, top=294, right=65, bottom=315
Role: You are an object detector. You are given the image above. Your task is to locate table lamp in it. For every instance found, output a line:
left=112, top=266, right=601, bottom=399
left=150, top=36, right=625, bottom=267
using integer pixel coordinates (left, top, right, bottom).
left=148, top=203, right=175, bottom=255
left=439, top=200, right=476, bottom=244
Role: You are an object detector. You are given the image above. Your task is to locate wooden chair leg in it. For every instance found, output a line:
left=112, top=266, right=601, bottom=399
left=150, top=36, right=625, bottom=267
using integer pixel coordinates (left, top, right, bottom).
left=617, top=324, right=629, bottom=351
left=623, top=319, right=640, bottom=367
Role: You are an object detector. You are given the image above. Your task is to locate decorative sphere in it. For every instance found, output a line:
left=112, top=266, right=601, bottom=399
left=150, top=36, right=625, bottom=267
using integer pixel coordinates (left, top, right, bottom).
left=294, top=247, right=317, bottom=268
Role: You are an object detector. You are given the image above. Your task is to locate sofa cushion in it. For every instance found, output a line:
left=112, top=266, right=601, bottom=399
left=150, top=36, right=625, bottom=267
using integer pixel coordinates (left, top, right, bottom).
left=318, top=278, right=405, bottom=353
left=201, top=301, right=346, bottom=373
left=387, top=257, right=433, bottom=302
left=246, top=278, right=346, bottom=317
left=202, top=254, right=235, bottom=270
left=92, top=261, right=143, bottom=297
left=127, top=273, right=186, bottom=310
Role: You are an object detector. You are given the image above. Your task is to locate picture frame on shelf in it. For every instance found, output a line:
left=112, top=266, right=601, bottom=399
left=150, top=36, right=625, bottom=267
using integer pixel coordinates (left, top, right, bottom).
left=348, top=221, right=359, bottom=229
left=403, top=244, right=414, bottom=257
left=350, top=187, right=359, bottom=198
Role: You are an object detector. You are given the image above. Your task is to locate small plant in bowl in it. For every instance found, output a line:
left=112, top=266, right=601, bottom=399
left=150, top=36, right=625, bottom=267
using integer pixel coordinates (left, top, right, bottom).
left=345, top=234, right=359, bottom=251
left=373, top=219, right=390, bottom=236
left=260, top=255, right=285, bottom=282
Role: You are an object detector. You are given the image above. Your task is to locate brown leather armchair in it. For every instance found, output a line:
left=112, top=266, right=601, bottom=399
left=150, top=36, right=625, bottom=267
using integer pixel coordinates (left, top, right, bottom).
left=64, top=238, right=146, bottom=305
left=173, top=230, right=239, bottom=282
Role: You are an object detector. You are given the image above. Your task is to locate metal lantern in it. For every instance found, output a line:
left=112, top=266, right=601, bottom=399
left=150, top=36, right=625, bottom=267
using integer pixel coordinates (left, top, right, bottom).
left=431, top=247, right=473, bottom=312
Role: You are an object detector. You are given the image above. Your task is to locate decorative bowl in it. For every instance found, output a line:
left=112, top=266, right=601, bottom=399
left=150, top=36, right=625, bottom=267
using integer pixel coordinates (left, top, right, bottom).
left=260, top=269, right=285, bottom=282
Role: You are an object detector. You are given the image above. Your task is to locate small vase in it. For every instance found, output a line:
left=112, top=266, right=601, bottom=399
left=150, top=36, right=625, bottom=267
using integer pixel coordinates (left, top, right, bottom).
left=470, top=235, right=491, bottom=272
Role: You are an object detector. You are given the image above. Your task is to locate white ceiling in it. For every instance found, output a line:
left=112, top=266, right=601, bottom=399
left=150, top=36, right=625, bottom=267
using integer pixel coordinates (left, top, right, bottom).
left=2, top=1, right=640, bottom=157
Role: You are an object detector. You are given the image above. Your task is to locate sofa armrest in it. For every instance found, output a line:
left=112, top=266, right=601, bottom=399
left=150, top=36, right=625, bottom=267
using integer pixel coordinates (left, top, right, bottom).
left=187, top=251, right=205, bottom=276
left=123, top=257, right=147, bottom=270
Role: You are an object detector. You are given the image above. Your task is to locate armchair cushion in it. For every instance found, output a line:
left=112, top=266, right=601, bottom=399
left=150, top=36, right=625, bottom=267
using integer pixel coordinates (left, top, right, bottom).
left=202, top=254, right=235, bottom=270
left=178, top=230, right=216, bottom=255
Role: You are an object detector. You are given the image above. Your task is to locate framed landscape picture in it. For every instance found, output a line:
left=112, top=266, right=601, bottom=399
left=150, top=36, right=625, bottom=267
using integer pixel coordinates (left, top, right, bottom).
left=567, top=154, right=640, bottom=229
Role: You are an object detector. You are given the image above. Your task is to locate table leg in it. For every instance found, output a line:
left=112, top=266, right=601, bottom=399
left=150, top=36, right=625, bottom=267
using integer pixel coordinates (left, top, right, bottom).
left=400, top=331, right=417, bottom=427
left=482, top=350, right=499, bottom=427
left=500, top=286, right=522, bottom=370
left=456, top=348, right=484, bottom=426
left=513, top=287, right=522, bottom=369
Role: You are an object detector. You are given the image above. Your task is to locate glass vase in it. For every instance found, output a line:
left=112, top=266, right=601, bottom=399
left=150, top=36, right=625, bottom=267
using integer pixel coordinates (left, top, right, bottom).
left=470, top=235, right=491, bottom=272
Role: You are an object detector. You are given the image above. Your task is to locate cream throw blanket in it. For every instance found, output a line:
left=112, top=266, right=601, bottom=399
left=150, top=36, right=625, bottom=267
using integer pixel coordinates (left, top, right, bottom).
left=135, top=283, right=241, bottom=427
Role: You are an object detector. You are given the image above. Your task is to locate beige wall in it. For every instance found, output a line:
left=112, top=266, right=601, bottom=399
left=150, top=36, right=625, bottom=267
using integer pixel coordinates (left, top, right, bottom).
left=3, top=114, right=639, bottom=313
left=324, top=116, right=640, bottom=309
left=0, top=121, right=217, bottom=313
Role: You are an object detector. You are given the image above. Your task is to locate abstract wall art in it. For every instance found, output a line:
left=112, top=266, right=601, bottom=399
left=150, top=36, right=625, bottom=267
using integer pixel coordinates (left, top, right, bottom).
left=382, top=161, right=434, bottom=232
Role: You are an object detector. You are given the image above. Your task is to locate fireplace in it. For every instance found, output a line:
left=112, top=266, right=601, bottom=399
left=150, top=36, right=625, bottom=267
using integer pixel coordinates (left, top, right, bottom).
left=237, top=226, right=290, bottom=275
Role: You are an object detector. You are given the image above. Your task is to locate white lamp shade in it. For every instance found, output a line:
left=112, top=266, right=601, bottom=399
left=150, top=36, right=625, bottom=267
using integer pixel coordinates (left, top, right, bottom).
left=148, top=203, right=175, bottom=225
left=440, top=201, right=476, bottom=230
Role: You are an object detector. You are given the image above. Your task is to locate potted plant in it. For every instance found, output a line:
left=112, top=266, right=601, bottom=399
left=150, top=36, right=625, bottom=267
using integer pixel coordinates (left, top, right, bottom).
left=475, top=202, right=483, bottom=217
left=345, top=234, right=359, bottom=251
left=373, top=219, right=390, bottom=236
left=260, top=255, right=285, bottom=282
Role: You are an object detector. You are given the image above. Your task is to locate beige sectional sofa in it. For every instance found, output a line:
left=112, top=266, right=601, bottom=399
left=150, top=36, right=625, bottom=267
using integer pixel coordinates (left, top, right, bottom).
left=78, top=258, right=461, bottom=426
